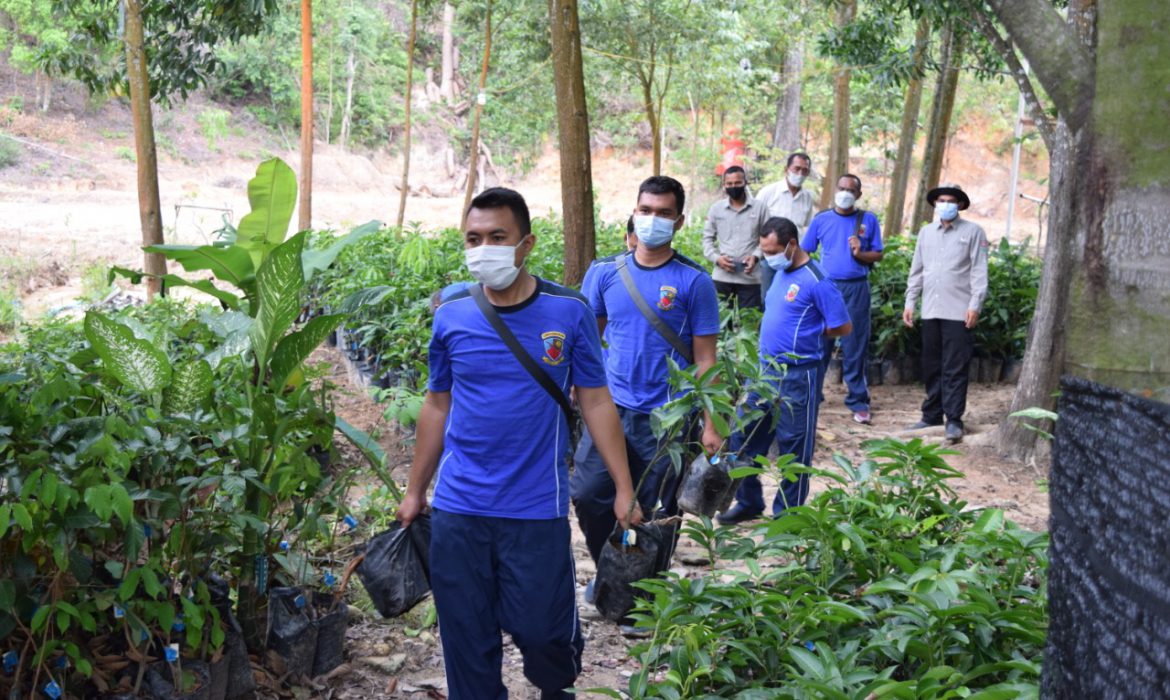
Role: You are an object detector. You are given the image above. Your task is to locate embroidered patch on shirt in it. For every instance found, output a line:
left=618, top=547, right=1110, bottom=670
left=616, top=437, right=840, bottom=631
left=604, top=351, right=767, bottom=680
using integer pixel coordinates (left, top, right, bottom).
left=658, top=285, right=678, bottom=311
left=542, top=331, right=566, bottom=365
left=785, top=283, right=800, bottom=302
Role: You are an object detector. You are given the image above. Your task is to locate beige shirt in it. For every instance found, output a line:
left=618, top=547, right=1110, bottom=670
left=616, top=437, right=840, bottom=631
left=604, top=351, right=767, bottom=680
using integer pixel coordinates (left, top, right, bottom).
left=754, top=181, right=815, bottom=234
left=905, top=217, right=990, bottom=321
left=702, top=196, right=769, bottom=285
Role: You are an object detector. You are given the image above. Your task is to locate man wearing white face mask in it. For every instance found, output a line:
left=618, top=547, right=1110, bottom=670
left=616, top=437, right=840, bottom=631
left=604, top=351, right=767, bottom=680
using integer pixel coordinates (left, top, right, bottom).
left=802, top=173, right=884, bottom=425
left=902, top=184, right=989, bottom=443
left=717, top=216, right=852, bottom=523
left=398, top=188, right=641, bottom=699
left=755, top=152, right=815, bottom=304
left=573, top=175, right=721, bottom=596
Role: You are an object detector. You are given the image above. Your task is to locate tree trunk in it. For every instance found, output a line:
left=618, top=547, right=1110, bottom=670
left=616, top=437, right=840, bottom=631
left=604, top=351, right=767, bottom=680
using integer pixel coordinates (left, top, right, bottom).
left=123, top=0, right=164, bottom=299
left=640, top=75, right=661, bottom=176
left=820, top=0, right=855, bottom=209
left=461, top=0, right=492, bottom=220
left=325, top=13, right=335, bottom=144
left=772, top=41, right=803, bottom=151
left=884, top=18, right=930, bottom=237
left=299, top=0, right=313, bottom=232
left=912, top=26, right=963, bottom=230
left=439, top=1, right=456, bottom=102
left=396, top=0, right=419, bottom=228
left=549, top=0, right=596, bottom=286
left=339, top=44, right=355, bottom=149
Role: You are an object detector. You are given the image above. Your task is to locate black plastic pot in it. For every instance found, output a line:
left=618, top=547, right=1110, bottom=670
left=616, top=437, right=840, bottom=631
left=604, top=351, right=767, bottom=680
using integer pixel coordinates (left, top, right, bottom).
left=677, top=453, right=733, bottom=518
left=867, top=360, right=884, bottom=387
left=266, top=587, right=318, bottom=677
left=827, top=357, right=843, bottom=385
left=206, top=575, right=256, bottom=700
left=310, top=592, right=348, bottom=678
left=206, top=654, right=229, bottom=700
left=1001, top=357, right=1023, bottom=384
left=355, top=515, right=432, bottom=618
left=145, top=660, right=211, bottom=700
left=968, top=357, right=982, bottom=383
left=594, top=524, right=664, bottom=621
left=883, top=357, right=902, bottom=385
left=981, top=356, right=1003, bottom=384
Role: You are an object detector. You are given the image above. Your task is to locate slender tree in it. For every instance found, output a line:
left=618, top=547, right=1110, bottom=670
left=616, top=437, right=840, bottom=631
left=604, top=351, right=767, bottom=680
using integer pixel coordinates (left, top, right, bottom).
left=439, top=1, right=456, bottom=102
left=820, top=0, right=856, bottom=209
left=772, top=41, right=804, bottom=151
left=299, top=0, right=313, bottom=232
left=123, top=0, right=164, bottom=299
left=396, top=0, right=420, bottom=228
left=549, top=0, right=596, bottom=286
left=884, top=17, right=931, bottom=237
left=461, top=0, right=492, bottom=220
left=912, top=24, right=963, bottom=229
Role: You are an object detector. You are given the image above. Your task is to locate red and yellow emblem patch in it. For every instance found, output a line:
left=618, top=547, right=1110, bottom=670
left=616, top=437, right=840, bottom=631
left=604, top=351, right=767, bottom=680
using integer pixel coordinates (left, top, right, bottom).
left=785, top=283, right=800, bottom=303
left=542, top=331, right=566, bottom=365
left=658, top=285, right=678, bottom=311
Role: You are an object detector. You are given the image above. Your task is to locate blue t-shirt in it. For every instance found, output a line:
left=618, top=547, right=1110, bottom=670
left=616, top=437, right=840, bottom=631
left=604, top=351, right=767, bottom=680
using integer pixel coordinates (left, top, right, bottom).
left=760, top=260, right=851, bottom=367
left=802, top=209, right=883, bottom=280
left=427, top=278, right=607, bottom=519
left=582, top=251, right=720, bottom=413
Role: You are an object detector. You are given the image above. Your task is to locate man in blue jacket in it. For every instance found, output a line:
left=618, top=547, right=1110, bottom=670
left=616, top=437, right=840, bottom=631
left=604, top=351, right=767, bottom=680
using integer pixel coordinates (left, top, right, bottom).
left=718, top=216, right=852, bottom=523
left=398, top=188, right=641, bottom=699
left=802, top=174, right=883, bottom=425
left=573, top=175, right=722, bottom=580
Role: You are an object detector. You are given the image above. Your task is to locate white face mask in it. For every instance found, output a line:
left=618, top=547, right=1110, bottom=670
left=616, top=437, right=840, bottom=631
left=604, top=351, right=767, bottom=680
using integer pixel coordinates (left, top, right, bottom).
left=787, top=172, right=806, bottom=188
left=834, top=190, right=857, bottom=210
left=465, top=239, right=525, bottom=290
left=936, top=202, right=959, bottom=222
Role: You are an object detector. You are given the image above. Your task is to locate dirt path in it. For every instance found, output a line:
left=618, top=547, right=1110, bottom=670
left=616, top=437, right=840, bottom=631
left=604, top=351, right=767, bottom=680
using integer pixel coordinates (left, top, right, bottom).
left=318, top=348, right=1047, bottom=699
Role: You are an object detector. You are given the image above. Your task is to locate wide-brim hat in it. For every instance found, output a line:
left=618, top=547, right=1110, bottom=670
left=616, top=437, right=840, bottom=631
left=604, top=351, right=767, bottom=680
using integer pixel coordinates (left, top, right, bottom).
left=927, top=184, right=970, bottom=210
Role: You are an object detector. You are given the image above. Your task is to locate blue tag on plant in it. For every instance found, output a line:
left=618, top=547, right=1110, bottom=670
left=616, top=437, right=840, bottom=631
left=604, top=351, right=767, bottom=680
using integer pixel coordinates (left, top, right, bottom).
left=113, top=605, right=125, bottom=619
left=165, top=644, right=179, bottom=663
left=294, top=593, right=306, bottom=609
left=3, top=650, right=18, bottom=674
left=343, top=514, right=358, bottom=530
left=44, top=680, right=62, bottom=699
left=324, top=572, right=336, bottom=587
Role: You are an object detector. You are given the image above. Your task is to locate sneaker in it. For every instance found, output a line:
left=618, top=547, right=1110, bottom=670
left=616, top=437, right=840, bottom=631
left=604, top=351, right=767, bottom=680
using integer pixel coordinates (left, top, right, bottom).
left=945, top=422, right=963, bottom=442
left=906, top=420, right=941, bottom=430
left=852, top=410, right=872, bottom=425
left=715, top=503, right=763, bottom=525
left=583, top=577, right=597, bottom=605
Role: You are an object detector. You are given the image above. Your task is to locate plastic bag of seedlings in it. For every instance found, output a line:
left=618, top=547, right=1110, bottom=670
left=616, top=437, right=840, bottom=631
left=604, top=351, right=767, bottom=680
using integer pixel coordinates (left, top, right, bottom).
left=594, top=521, right=674, bottom=621
left=144, top=660, right=211, bottom=700
left=677, top=453, right=734, bottom=517
left=354, top=514, right=432, bottom=618
left=310, top=592, right=348, bottom=678
left=266, top=587, right=318, bottom=674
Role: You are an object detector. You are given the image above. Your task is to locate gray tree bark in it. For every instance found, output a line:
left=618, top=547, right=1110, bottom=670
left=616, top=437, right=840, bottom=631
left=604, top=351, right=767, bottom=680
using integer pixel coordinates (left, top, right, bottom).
left=884, top=18, right=929, bottom=237
left=912, top=26, right=963, bottom=230
left=821, top=0, right=855, bottom=209
left=124, top=0, right=164, bottom=299
left=772, top=41, right=803, bottom=151
left=439, top=2, right=456, bottom=102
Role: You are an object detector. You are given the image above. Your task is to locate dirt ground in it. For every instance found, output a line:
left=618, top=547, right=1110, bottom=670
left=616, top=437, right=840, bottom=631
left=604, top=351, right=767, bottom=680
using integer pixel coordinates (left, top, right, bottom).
left=314, top=346, right=1048, bottom=700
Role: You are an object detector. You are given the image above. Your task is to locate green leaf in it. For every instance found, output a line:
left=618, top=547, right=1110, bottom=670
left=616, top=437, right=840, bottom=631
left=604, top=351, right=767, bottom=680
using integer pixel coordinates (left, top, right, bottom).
left=301, top=220, right=381, bottom=282
left=788, top=645, right=825, bottom=677
left=0, top=580, right=15, bottom=612
left=111, top=485, right=134, bottom=526
left=249, top=232, right=306, bottom=370
left=84, top=485, right=114, bottom=521
left=0, top=504, right=10, bottom=538
left=11, top=503, right=32, bottom=531
left=31, top=604, right=51, bottom=632
left=142, top=243, right=254, bottom=290
left=165, top=360, right=214, bottom=414
left=973, top=508, right=1005, bottom=534
left=109, top=268, right=243, bottom=310
left=338, top=286, right=393, bottom=315
left=236, top=158, right=297, bottom=270
left=84, top=312, right=173, bottom=394
left=269, top=314, right=344, bottom=389
left=336, top=416, right=403, bottom=502
left=1009, top=407, right=1058, bottom=421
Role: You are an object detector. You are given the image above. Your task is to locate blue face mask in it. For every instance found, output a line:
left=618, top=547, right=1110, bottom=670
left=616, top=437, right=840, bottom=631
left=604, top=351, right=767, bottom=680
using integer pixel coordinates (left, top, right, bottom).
left=764, top=243, right=793, bottom=272
left=937, top=202, right=959, bottom=222
left=633, top=214, right=677, bottom=248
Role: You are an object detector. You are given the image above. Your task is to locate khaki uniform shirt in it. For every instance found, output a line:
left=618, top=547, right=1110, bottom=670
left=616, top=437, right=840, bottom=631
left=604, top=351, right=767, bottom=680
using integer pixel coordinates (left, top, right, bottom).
left=754, top=182, right=815, bottom=234
left=702, top=196, right=769, bottom=285
left=904, top=217, right=990, bottom=322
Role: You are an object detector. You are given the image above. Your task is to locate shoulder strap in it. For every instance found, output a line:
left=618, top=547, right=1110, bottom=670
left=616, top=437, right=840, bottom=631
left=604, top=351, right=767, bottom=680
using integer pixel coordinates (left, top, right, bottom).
left=615, top=255, right=694, bottom=365
left=853, top=209, right=866, bottom=237
left=469, top=284, right=574, bottom=425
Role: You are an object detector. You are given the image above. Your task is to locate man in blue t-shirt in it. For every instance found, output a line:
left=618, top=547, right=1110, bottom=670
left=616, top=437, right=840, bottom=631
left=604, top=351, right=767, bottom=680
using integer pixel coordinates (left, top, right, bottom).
left=802, top=173, right=884, bottom=425
left=397, top=188, right=641, bottom=700
left=572, top=175, right=722, bottom=579
left=718, top=217, right=852, bottom=523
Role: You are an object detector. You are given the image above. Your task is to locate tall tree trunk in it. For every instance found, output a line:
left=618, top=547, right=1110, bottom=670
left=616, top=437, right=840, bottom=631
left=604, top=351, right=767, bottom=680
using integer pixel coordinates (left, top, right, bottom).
left=396, top=0, right=419, bottom=228
left=772, top=41, right=803, bottom=151
left=439, top=1, right=456, bottom=102
left=549, top=0, right=596, bottom=286
left=123, top=0, right=164, bottom=299
left=912, top=26, right=963, bottom=230
left=639, top=75, right=661, bottom=176
left=461, top=0, right=492, bottom=220
left=339, top=44, right=355, bottom=149
left=820, top=0, right=855, bottom=209
left=299, top=0, right=313, bottom=232
left=884, top=18, right=930, bottom=237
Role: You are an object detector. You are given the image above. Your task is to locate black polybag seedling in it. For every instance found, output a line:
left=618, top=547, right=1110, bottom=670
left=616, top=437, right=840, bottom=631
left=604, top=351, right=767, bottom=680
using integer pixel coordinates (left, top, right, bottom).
left=266, top=587, right=318, bottom=675
left=677, top=453, right=735, bottom=517
left=310, top=592, right=348, bottom=678
left=595, top=522, right=671, bottom=621
left=354, top=514, right=432, bottom=618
